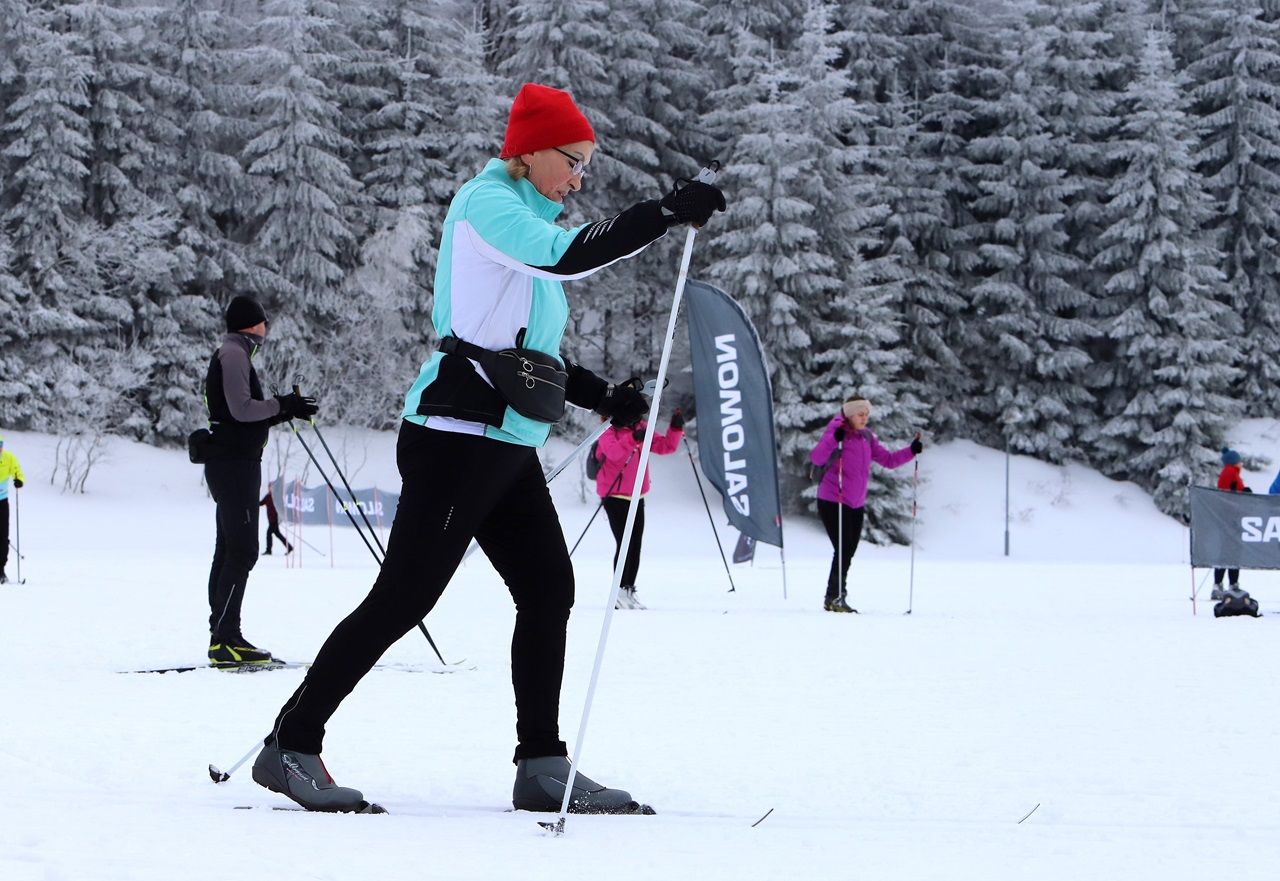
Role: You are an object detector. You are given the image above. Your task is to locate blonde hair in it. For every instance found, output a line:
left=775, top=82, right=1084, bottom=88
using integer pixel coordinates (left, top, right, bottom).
left=505, top=157, right=529, bottom=181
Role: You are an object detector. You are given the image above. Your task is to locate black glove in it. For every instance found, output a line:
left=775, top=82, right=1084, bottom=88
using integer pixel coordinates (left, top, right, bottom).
left=670, top=409, right=685, bottom=430
left=660, top=180, right=726, bottom=228
left=632, top=426, right=646, bottom=442
left=598, top=378, right=649, bottom=427
left=275, top=392, right=318, bottom=420
left=834, top=426, right=846, bottom=442
left=1244, top=486, right=1254, bottom=493
left=910, top=436, right=923, bottom=455
left=565, top=361, right=609, bottom=410
left=12, top=478, right=22, bottom=489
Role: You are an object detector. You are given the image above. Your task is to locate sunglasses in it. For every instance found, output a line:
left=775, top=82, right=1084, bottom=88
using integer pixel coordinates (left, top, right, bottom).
left=552, top=146, right=588, bottom=177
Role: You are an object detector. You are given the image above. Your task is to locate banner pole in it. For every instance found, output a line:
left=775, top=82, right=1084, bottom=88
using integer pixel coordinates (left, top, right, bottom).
left=682, top=437, right=736, bottom=592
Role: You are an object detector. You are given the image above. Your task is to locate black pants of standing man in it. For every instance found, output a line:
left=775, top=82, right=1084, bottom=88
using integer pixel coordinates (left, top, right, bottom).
left=206, top=458, right=262, bottom=643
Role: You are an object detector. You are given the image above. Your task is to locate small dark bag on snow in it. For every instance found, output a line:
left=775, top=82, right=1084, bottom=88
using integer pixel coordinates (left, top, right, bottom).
left=440, top=335, right=567, bottom=424
left=1214, top=587, right=1262, bottom=618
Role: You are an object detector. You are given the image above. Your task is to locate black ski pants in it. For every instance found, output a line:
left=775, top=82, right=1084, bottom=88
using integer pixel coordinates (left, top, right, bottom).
left=602, top=495, right=645, bottom=586
left=264, top=519, right=290, bottom=554
left=818, top=499, right=864, bottom=600
left=206, top=458, right=262, bottom=641
left=271, top=421, right=575, bottom=761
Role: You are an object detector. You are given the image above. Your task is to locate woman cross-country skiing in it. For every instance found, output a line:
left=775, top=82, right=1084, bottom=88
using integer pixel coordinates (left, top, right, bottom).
left=810, top=396, right=920, bottom=612
left=252, top=83, right=725, bottom=814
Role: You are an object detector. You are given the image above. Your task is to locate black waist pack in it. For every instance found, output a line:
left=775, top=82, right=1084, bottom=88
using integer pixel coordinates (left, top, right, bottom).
left=440, top=335, right=567, bottom=424
left=187, top=428, right=214, bottom=464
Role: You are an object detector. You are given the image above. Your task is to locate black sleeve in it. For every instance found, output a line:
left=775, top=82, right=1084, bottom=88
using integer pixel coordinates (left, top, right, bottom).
left=531, top=200, right=668, bottom=276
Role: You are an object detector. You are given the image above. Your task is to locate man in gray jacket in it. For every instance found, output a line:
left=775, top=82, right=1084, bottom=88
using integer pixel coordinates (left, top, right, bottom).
left=203, top=296, right=316, bottom=665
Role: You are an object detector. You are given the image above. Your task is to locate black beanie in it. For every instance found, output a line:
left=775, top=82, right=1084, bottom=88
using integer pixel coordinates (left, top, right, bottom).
left=226, top=296, right=267, bottom=332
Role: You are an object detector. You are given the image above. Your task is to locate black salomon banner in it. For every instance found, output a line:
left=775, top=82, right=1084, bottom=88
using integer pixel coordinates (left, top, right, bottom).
left=271, top=477, right=398, bottom=528
left=685, top=279, right=783, bottom=548
left=1189, top=485, right=1280, bottom=569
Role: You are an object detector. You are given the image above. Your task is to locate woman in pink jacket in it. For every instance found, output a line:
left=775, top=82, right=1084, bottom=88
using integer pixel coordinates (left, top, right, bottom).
left=593, top=410, right=685, bottom=609
left=810, top=397, right=920, bottom=613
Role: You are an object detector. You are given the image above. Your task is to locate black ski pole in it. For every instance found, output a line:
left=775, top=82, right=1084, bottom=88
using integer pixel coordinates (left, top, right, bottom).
left=570, top=446, right=634, bottom=557
left=284, top=414, right=448, bottom=666
left=681, top=436, right=736, bottom=592
left=298, top=384, right=388, bottom=557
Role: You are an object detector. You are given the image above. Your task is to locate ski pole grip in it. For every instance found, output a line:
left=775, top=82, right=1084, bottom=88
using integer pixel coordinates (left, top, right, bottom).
left=695, top=160, right=721, bottom=185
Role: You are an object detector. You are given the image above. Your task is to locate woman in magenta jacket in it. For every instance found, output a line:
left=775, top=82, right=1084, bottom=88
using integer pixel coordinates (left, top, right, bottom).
left=810, top=397, right=920, bottom=612
left=593, top=410, right=685, bottom=609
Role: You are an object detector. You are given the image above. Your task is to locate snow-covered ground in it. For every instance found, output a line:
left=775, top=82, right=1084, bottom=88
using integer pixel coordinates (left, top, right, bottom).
left=1, top=420, right=1277, bottom=881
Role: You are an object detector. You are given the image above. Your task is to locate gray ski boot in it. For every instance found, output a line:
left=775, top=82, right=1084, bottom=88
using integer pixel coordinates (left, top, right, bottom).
left=513, top=755, right=653, bottom=814
left=251, top=743, right=370, bottom=812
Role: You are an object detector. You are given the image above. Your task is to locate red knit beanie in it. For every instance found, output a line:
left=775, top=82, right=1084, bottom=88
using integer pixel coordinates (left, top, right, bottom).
left=499, top=83, right=595, bottom=159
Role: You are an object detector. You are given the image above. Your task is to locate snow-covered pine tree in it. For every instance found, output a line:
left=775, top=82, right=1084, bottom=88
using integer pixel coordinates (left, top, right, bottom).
left=496, top=0, right=657, bottom=392
left=572, top=0, right=709, bottom=389
left=874, top=0, right=1004, bottom=440
left=1, top=8, right=100, bottom=432
left=962, top=17, right=1096, bottom=463
left=63, top=0, right=208, bottom=444
left=1185, top=0, right=1280, bottom=415
left=1088, top=29, right=1241, bottom=519
left=241, top=0, right=367, bottom=409
left=147, top=0, right=261, bottom=442
left=702, top=2, right=913, bottom=533
left=342, top=0, right=454, bottom=426
left=1023, top=0, right=1136, bottom=395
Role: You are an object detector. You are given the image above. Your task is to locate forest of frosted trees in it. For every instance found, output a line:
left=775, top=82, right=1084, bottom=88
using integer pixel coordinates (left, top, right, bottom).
left=3, top=0, right=1280, bottom=538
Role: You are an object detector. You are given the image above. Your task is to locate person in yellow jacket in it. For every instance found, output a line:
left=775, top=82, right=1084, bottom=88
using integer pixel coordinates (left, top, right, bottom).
left=0, top=433, right=25, bottom=584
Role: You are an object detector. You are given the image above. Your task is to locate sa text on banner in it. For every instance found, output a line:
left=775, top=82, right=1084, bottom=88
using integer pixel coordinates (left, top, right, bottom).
left=1189, top=485, right=1280, bottom=569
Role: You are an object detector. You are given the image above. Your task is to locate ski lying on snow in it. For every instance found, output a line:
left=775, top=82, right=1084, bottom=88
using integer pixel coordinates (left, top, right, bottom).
left=234, top=801, right=388, bottom=814
left=121, top=659, right=473, bottom=675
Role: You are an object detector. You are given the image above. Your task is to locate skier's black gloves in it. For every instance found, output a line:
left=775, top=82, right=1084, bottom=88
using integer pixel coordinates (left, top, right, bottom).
left=565, top=361, right=608, bottom=410
left=633, top=426, right=646, bottom=442
left=660, top=180, right=726, bottom=228
left=1244, top=486, right=1254, bottom=493
left=275, top=392, right=319, bottom=421
left=12, top=478, right=22, bottom=489
left=598, top=378, right=649, bottom=427
left=670, top=409, right=685, bottom=430
left=910, top=436, right=923, bottom=455
left=834, top=426, right=846, bottom=442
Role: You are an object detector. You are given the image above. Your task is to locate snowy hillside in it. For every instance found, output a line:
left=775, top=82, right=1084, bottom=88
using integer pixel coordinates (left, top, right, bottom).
left=0, top=422, right=1276, bottom=881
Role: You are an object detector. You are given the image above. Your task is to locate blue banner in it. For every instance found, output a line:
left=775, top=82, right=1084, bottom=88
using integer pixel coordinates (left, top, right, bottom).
left=271, top=477, right=398, bottom=528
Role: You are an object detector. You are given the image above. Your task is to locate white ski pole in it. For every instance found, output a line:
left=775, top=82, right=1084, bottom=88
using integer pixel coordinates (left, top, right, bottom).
left=544, top=163, right=720, bottom=835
